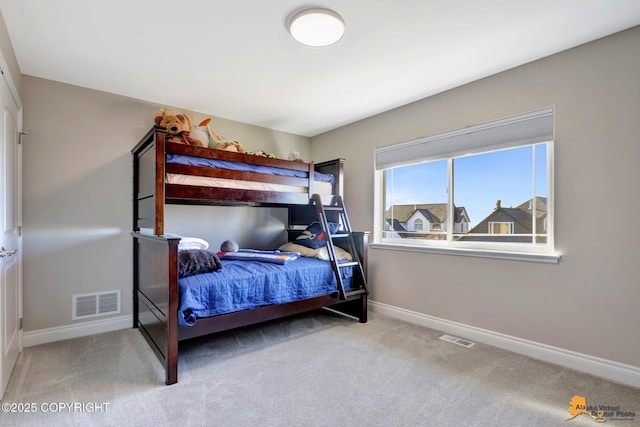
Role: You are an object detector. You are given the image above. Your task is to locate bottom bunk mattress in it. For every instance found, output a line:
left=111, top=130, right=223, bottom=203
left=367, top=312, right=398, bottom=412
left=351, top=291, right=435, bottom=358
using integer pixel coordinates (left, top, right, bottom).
left=179, top=256, right=354, bottom=326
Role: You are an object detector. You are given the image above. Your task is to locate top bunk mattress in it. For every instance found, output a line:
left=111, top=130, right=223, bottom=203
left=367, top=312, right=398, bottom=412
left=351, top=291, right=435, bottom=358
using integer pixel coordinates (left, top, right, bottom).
left=166, top=154, right=335, bottom=195
left=166, top=154, right=336, bottom=183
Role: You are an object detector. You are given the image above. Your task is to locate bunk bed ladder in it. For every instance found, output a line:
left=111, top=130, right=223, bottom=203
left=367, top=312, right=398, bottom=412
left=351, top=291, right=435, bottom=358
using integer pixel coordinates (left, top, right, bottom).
left=311, top=194, right=368, bottom=301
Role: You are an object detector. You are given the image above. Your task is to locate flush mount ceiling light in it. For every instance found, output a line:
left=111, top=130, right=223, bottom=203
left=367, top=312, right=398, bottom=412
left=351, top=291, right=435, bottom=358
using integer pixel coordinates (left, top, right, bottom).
left=288, top=8, right=345, bottom=47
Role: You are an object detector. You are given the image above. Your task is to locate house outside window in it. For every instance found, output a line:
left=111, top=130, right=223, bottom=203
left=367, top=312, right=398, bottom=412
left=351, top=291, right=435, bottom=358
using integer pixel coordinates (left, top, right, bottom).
left=385, top=203, right=469, bottom=240
left=374, top=108, right=558, bottom=262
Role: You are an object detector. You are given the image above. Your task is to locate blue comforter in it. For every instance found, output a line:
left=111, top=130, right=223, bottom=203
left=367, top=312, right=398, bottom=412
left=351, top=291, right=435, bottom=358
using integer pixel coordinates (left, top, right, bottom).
left=166, top=154, right=335, bottom=184
left=178, top=257, right=353, bottom=326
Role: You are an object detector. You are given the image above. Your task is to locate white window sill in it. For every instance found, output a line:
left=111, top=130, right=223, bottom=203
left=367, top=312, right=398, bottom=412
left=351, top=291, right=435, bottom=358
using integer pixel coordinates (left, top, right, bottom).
left=370, top=242, right=561, bottom=264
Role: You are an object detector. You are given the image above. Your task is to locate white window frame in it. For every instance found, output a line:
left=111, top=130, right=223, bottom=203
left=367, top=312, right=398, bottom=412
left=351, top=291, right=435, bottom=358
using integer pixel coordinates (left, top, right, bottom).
left=373, top=108, right=560, bottom=264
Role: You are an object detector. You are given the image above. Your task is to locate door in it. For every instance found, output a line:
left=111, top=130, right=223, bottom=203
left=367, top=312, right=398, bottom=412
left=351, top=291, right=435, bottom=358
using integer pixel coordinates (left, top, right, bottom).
left=0, top=67, right=22, bottom=400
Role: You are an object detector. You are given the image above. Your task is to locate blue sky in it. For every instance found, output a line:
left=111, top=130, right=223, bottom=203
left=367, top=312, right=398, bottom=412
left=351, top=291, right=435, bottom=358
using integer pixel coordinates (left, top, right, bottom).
left=385, top=144, right=547, bottom=228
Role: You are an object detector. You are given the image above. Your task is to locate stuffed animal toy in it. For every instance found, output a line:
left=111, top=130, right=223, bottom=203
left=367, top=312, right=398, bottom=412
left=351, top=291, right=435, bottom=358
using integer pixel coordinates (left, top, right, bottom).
left=216, top=140, right=247, bottom=153
left=220, top=240, right=239, bottom=252
left=253, top=150, right=277, bottom=159
left=188, top=122, right=211, bottom=147
left=154, top=109, right=207, bottom=147
left=196, top=118, right=222, bottom=147
left=195, top=117, right=248, bottom=151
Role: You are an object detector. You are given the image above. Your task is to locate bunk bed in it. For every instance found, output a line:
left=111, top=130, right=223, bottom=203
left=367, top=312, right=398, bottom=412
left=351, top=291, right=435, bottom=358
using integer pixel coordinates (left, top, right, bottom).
left=132, top=127, right=368, bottom=385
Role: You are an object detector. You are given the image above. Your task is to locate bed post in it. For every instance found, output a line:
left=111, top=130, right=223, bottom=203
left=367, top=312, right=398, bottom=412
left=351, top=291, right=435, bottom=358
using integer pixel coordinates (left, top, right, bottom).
left=131, top=232, right=181, bottom=385
left=132, top=237, right=139, bottom=329
left=165, top=237, right=179, bottom=385
left=353, top=231, right=369, bottom=323
left=307, top=162, right=315, bottom=199
left=154, top=131, right=166, bottom=235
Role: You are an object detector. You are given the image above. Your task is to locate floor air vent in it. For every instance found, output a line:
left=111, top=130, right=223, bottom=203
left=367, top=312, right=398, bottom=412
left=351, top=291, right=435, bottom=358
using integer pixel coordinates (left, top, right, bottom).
left=439, top=334, right=475, bottom=348
left=72, top=291, right=121, bottom=320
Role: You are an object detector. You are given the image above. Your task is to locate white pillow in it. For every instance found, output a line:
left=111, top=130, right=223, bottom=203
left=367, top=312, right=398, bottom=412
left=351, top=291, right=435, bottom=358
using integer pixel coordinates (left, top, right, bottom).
left=178, top=237, right=210, bottom=251
left=278, top=242, right=352, bottom=261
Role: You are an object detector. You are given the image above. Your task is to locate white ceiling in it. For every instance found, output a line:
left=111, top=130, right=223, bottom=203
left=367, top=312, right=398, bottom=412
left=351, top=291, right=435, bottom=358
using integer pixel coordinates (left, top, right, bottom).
left=1, top=1, right=640, bottom=137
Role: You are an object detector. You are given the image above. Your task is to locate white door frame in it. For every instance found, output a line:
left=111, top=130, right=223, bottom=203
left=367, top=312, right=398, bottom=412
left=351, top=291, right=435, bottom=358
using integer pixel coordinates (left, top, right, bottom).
left=0, top=50, right=23, bottom=400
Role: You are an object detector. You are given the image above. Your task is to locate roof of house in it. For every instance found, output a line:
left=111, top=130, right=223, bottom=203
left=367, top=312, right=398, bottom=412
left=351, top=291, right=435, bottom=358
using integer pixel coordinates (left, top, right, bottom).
left=385, top=218, right=406, bottom=232
left=415, top=208, right=443, bottom=224
left=516, top=196, right=548, bottom=218
left=385, top=203, right=469, bottom=223
left=468, top=198, right=547, bottom=234
left=497, top=208, right=535, bottom=232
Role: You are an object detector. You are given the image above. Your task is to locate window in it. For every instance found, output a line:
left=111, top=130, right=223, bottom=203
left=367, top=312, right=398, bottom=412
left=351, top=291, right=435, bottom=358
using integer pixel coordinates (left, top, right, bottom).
left=375, top=108, right=558, bottom=262
left=489, top=222, right=514, bottom=234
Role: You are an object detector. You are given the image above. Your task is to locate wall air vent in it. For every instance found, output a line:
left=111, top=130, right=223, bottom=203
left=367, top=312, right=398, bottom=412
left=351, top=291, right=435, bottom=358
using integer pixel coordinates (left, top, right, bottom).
left=72, top=291, right=121, bottom=320
left=439, top=334, right=475, bottom=348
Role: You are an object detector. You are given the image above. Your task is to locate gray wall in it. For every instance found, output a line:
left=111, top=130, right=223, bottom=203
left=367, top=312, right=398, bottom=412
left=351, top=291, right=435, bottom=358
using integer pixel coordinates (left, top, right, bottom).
left=311, top=26, right=640, bottom=368
left=21, top=76, right=310, bottom=331
left=0, top=10, right=21, bottom=97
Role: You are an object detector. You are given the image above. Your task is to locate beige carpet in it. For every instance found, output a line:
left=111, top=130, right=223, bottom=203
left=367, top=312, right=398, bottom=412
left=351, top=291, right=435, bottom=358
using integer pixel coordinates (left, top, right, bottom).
left=1, top=311, right=638, bottom=426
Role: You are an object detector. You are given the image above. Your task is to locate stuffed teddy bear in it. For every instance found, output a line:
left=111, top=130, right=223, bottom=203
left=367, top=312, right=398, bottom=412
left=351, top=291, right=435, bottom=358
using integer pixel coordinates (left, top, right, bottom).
left=154, top=109, right=208, bottom=147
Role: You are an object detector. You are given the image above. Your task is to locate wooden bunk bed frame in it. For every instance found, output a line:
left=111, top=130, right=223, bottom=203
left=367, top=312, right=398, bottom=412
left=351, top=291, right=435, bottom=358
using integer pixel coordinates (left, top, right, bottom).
left=132, top=127, right=368, bottom=385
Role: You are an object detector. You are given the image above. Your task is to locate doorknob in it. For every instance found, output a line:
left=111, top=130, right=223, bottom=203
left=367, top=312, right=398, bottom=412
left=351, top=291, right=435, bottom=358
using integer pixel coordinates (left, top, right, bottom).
left=0, top=247, right=17, bottom=257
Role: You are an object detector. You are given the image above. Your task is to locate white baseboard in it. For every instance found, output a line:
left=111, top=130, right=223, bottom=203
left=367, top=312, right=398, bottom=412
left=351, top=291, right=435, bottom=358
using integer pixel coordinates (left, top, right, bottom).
left=23, top=315, right=133, bottom=348
left=369, top=301, right=640, bottom=389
